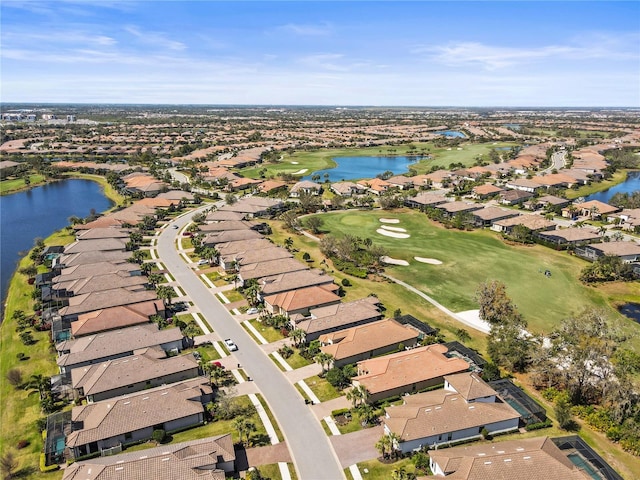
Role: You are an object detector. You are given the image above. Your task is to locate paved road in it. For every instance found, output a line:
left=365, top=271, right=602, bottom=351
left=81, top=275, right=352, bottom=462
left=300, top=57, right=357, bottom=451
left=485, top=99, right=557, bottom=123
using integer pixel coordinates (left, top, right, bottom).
left=540, top=150, right=566, bottom=175
left=157, top=208, right=345, bottom=480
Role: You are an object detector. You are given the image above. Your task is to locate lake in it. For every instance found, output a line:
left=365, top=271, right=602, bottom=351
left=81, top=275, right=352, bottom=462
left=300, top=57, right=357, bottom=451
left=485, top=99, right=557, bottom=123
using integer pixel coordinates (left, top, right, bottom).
left=0, top=179, right=112, bottom=317
left=434, top=130, right=466, bottom=138
left=585, top=170, right=640, bottom=204
left=304, top=155, right=422, bottom=182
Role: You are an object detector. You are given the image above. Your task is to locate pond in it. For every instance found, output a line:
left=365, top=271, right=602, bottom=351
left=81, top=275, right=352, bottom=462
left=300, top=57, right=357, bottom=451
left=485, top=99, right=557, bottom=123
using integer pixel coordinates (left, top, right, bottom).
left=434, top=130, right=466, bottom=138
left=619, top=303, right=640, bottom=323
left=304, top=155, right=422, bottom=183
left=0, top=179, right=112, bottom=318
left=585, top=170, right=640, bottom=204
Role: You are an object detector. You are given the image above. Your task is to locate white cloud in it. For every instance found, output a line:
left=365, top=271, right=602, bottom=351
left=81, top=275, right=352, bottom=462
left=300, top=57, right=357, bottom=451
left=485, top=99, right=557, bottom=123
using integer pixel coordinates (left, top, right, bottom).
left=124, top=25, right=186, bottom=51
left=279, top=23, right=333, bottom=36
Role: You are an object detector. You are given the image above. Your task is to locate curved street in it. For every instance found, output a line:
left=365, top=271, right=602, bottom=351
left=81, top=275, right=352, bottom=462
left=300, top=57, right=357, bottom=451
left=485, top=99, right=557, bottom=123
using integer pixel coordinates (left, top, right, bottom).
left=156, top=207, right=345, bottom=480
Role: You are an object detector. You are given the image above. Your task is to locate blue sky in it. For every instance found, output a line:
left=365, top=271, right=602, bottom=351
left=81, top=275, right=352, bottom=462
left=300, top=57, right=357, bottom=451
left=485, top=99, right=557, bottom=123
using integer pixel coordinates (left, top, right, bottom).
left=2, top=1, right=639, bottom=106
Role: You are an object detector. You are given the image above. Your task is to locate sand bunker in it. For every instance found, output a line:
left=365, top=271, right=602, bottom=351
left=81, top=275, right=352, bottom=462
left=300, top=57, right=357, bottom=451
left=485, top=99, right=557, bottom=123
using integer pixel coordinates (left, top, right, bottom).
left=456, top=310, right=490, bottom=334
left=291, top=161, right=299, bottom=164
left=381, top=256, right=409, bottom=266
left=379, top=218, right=400, bottom=224
left=381, top=225, right=407, bottom=233
left=376, top=228, right=410, bottom=239
left=414, top=257, right=443, bottom=265
left=292, top=169, right=308, bottom=175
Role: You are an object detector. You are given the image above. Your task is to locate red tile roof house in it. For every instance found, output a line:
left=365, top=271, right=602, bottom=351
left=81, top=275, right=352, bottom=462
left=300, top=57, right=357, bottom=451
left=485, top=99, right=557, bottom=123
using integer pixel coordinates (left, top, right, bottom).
left=62, top=434, right=235, bottom=480
left=575, top=200, right=620, bottom=220
left=471, top=183, right=504, bottom=200
left=331, top=181, right=368, bottom=197
left=54, top=250, right=132, bottom=269
left=351, top=344, right=469, bottom=402
left=56, top=323, right=184, bottom=374
left=319, top=318, right=420, bottom=368
left=293, top=296, right=383, bottom=341
left=264, top=285, right=342, bottom=318
left=428, top=436, right=591, bottom=479
left=383, top=372, right=520, bottom=453
left=70, top=300, right=165, bottom=337
left=55, top=288, right=159, bottom=322
left=72, top=350, right=200, bottom=403
left=358, top=177, right=392, bottom=195
left=65, top=378, right=212, bottom=460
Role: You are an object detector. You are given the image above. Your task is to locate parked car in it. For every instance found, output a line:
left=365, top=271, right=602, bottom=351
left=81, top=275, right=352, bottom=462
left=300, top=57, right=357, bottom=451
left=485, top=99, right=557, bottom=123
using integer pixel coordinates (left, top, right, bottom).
left=172, top=224, right=179, bottom=229
left=197, top=259, right=209, bottom=265
left=246, top=307, right=259, bottom=315
left=224, top=338, right=238, bottom=351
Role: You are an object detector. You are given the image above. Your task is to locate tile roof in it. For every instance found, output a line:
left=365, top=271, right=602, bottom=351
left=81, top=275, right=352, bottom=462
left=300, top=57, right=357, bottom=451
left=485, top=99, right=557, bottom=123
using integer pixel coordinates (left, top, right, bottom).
left=224, top=246, right=293, bottom=267
left=445, top=372, right=497, bottom=401
left=319, top=318, right=419, bottom=361
left=203, top=229, right=262, bottom=245
left=216, top=238, right=276, bottom=256
left=57, top=324, right=183, bottom=368
left=588, top=241, right=640, bottom=257
left=66, top=378, right=211, bottom=448
left=538, top=228, right=601, bottom=243
left=353, top=344, right=469, bottom=395
left=71, top=301, right=163, bottom=337
left=72, top=352, right=199, bottom=397
left=239, top=257, right=308, bottom=280
left=295, top=297, right=382, bottom=335
left=428, top=436, right=590, bottom=479
left=63, top=238, right=128, bottom=254
left=53, top=272, right=148, bottom=296
left=264, top=285, right=341, bottom=313
left=260, top=269, right=336, bottom=296
left=57, top=288, right=158, bottom=317
left=494, top=215, right=556, bottom=231
left=63, top=435, right=234, bottom=480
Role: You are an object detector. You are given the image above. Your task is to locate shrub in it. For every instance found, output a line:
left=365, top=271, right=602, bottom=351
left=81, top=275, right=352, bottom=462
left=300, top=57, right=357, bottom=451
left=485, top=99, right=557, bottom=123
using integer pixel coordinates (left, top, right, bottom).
left=17, top=440, right=30, bottom=449
left=6, top=368, right=23, bottom=388
left=19, top=331, right=34, bottom=345
left=152, top=429, right=167, bottom=444
left=524, top=420, right=552, bottom=431
left=16, top=352, right=26, bottom=361
left=341, top=278, right=351, bottom=287
left=39, top=453, right=60, bottom=472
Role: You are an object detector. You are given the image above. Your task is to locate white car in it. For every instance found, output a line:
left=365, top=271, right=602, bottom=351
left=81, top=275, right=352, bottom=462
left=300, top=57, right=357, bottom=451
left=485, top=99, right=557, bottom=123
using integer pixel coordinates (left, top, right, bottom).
left=224, top=338, right=238, bottom=351
left=246, top=307, right=259, bottom=315
left=172, top=224, right=179, bottom=229
left=197, top=259, right=209, bottom=266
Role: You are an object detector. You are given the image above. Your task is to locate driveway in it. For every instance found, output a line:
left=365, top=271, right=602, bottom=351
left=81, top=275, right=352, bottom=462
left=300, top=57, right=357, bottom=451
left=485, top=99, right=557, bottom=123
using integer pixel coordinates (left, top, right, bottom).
left=330, top=425, right=384, bottom=468
left=157, top=207, right=345, bottom=480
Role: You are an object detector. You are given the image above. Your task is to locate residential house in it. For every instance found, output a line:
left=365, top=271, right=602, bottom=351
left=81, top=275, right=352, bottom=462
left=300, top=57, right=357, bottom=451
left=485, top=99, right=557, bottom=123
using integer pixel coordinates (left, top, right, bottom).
left=263, top=285, right=342, bottom=317
left=319, top=318, right=419, bottom=367
left=206, top=210, right=246, bottom=222
left=238, top=257, right=308, bottom=284
left=537, top=228, right=601, bottom=247
left=216, top=238, right=276, bottom=258
left=499, top=189, right=535, bottom=205
left=358, top=178, right=391, bottom=195
left=504, top=178, right=542, bottom=193
left=524, top=194, right=570, bottom=211
left=576, top=241, right=640, bottom=263
left=428, top=436, right=591, bottom=479
left=157, top=190, right=195, bottom=202
left=219, top=246, right=292, bottom=272
left=199, top=220, right=255, bottom=233
left=71, top=350, right=200, bottom=402
left=259, top=269, right=337, bottom=299
left=257, top=180, right=288, bottom=194
left=56, top=289, right=159, bottom=322
left=491, top=215, right=556, bottom=234
left=331, top=181, right=367, bottom=197
left=48, top=272, right=148, bottom=300
left=122, top=172, right=166, bottom=197
left=62, top=435, right=235, bottom=480
left=70, top=301, right=165, bottom=337
left=532, top=173, right=577, bottom=189
left=75, top=228, right=130, bottom=241
left=608, top=208, right=640, bottom=231
left=383, top=372, right=520, bottom=453
left=54, top=251, right=132, bottom=269
left=471, top=184, right=503, bottom=200
left=352, top=344, right=469, bottom=402
left=217, top=197, right=284, bottom=218
left=435, top=201, right=483, bottom=219
left=424, top=170, right=451, bottom=189
left=202, top=229, right=262, bottom=247
left=56, top=323, right=184, bottom=374
left=62, top=238, right=128, bottom=255
left=574, top=200, right=620, bottom=220
left=471, top=207, right=520, bottom=227
left=386, top=176, right=414, bottom=190
left=226, top=177, right=262, bottom=192
left=290, top=180, right=322, bottom=197
left=293, top=297, right=382, bottom=341
left=66, top=378, right=212, bottom=459
left=404, top=192, right=448, bottom=209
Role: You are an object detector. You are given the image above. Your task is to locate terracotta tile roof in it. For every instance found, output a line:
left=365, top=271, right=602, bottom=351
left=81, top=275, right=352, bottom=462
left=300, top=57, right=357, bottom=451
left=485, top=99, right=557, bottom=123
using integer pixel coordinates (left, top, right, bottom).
left=63, top=435, right=233, bottom=480
left=63, top=238, right=128, bottom=254
left=66, top=378, right=211, bottom=448
left=206, top=210, right=247, bottom=222
left=437, top=202, right=483, bottom=214
left=258, top=180, right=288, bottom=192
left=538, top=228, right=601, bottom=243
left=264, top=285, right=341, bottom=313
left=75, top=228, right=130, bottom=241
left=445, top=372, right=497, bottom=401
left=72, top=352, right=199, bottom=398
left=576, top=200, right=619, bottom=215
left=216, top=238, right=275, bottom=256
left=135, top=197, right=180, bottom=208
left=588, top=241, right=640, bottom=257
left=353, top=344, right=469, bottom=395
left=319, top=318, right=419, bottom=361
left=472, top=184, right=503, bottom=195
left=406, top=192, right=448, bottom=206
left=224, top=246, right=292, bottom=267
left=239, top=257, right=308, bottom=280
left=53, top=272, right=148, bottom=296
left=199, top=220, right=254, bottom=232
left=71, top=300, right=163, bottom=337
left=57, top=288, right=159, bottom=317
left=260, top=269, right=336, bottom=296
left=428, top=436, right=590, bottom=479
left=57, top=324, right=183, bottom=368
left=295, top=297, right=381, bottom=335
left=55, top=262, right=140, bottom=282
left=203, top=229, right=262, bottom=245
left=494, top=215, right=556, bottom=231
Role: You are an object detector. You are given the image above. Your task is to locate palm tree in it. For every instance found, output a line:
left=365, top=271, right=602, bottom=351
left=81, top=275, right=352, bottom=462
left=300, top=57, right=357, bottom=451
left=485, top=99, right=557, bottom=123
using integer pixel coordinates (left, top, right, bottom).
left=25, top=374, right=51, bottom=401
left=182, top=321, right=201, bottom=346
left=375, top=434, right=392, bottom=460
left=284, top=237, right=294, bottom=251
left=156, top=285, right=177, bottom=307
left=346, top=384, right=369, bottom=409
left=388, top=431, right=401, bottom=459
left=200, top=246, right=219, bottom=265
left=357, top=403, right=377, bottom=426
left=289, top=328, right=306, bottom=347
left=313, top=352, right=334, bottom=374
left=391, top=466, right=415, bottom=480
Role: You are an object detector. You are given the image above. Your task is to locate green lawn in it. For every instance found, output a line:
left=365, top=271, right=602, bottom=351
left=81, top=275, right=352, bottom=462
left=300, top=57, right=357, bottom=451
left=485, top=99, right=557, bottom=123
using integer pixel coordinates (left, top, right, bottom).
left=304, top=375, right=342, bottom=402
left=0, top=174, right=46, bottom=195
left=255, top=463, right=298, bottom=480
left=353, top=458, right=420, bottom=480
left=286, top=351, right=313, bottom=369
left=564, top=170, right=629, bottom=200
left=221, top=289, right=244, bottom=303
left=313, top=209, right=640, bottom=347
left=248, top=319, right=286, bottom=343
